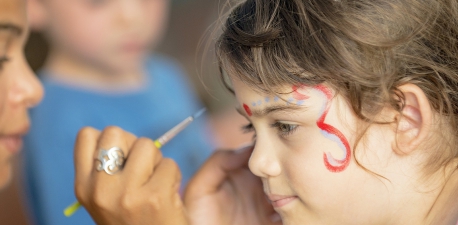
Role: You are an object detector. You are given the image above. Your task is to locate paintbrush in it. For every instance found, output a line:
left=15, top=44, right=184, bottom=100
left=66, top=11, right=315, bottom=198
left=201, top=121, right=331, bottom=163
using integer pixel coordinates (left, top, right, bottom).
left=63, top=108, right=207, bottom=217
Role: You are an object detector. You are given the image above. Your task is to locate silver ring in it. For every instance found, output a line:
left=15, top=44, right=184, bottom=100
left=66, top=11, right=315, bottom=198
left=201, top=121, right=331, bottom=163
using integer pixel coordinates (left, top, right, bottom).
left=95, top=147, right=125, bottom=175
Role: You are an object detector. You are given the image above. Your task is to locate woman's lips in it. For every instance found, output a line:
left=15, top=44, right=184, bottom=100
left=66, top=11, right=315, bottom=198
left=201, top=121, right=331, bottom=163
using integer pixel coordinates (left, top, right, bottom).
left=268, top=194, right=298, bottom=208
left=0, top=136, right=23, bottom=154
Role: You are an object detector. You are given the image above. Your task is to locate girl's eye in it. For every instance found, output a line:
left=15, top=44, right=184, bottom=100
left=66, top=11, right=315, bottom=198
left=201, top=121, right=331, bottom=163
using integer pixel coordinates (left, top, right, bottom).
left=0, top=56, right=10, bottom=70
left=241, top=123, right=257, bottom=140
left=241, top=123, right=254, bottom=133
left=88, top=0, right=110, bottom=7
left=271, top=122, right=298, bottom=137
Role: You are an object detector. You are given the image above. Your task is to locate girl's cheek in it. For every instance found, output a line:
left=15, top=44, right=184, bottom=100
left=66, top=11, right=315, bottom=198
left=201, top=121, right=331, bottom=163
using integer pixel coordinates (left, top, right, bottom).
left=282, top=130, right=312, bottom=149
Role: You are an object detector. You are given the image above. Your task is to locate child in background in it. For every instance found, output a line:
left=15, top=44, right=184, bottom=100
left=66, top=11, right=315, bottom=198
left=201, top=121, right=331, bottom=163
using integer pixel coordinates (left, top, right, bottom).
left=23, top=0, right=213, bottom=224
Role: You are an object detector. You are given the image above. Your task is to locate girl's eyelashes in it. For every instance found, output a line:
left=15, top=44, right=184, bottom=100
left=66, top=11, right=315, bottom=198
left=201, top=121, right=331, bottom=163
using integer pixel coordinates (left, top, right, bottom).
left=87, top=0, right=110, bottom=7
left=241, top=123, right=257, bottom=140
left=241, top=123, right=255, bottom=133
left=271, top=121, right=298, bottom=137
left=0, top=56, right=10, bottom=70
left=241, top=121, right=299, bottom=138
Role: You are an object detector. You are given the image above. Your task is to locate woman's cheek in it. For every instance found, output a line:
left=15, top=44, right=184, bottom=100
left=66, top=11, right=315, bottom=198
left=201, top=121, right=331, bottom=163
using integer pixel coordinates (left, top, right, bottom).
left=0, top=82, right=9, bottom=127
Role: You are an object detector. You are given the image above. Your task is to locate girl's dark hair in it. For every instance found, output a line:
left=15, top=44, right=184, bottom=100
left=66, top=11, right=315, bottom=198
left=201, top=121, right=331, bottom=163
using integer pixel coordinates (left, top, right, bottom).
left=216, top=0, right=458, bottom=172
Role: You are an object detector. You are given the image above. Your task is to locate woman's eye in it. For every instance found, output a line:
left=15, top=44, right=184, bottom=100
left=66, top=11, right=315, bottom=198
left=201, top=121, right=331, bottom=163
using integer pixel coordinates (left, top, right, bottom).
left=271, top=122, right=298, bottom=137
left=0, top=56, right=10, bottom=70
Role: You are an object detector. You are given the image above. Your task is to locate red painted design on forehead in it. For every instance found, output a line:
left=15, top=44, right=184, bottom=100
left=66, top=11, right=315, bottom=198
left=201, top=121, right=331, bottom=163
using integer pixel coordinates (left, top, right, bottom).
left=243, top=103, right=252, bottom=116
left=292, top=85, right=310, bottom=100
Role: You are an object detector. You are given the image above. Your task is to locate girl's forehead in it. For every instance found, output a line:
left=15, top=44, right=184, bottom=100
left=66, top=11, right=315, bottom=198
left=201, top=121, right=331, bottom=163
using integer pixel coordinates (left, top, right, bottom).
left=233, top=81, right=276, bottom=102
left=233, top=78, right=315, bottom=100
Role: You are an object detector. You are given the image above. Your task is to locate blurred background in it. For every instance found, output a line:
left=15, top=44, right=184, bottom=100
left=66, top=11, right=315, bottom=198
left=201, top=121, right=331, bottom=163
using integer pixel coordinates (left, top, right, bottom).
left=0, top=0, right=252, bottom=223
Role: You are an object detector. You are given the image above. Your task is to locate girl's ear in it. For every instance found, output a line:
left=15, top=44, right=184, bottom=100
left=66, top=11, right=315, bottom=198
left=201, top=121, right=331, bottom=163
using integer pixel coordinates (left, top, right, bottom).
left=393, top=83, right=433, bottom=154
left=27, top=0, right=48, bottom=31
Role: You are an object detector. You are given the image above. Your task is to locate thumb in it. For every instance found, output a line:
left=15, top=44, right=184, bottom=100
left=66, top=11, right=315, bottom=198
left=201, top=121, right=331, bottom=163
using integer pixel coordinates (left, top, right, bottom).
left=184, top=144, right=253, bottom=198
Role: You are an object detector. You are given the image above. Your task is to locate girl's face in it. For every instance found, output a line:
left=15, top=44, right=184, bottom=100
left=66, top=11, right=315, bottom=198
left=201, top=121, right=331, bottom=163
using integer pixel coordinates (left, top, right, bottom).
left=232, top=78, right=409, bottom=224
left=0, top=0, right=43, bottom=189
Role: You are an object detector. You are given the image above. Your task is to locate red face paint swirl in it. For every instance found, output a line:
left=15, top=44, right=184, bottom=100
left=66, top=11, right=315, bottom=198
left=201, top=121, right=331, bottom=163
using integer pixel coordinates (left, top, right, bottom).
left=313, top=84, right=351, bottom=172
left=243, top=103, right=252, bottom=117
left=292, top=85, right=310, bottom=100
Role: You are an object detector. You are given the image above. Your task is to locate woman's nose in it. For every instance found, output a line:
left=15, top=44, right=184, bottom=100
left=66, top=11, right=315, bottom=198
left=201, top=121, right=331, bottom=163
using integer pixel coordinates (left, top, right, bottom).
left=11, top=56, right=44, bottom=108
left=248, top=137, right=281, bottom=178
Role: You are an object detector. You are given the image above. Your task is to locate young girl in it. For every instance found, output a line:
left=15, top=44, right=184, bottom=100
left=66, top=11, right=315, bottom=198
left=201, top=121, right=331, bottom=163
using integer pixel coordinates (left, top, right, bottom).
left=75, top=0, right=458, bottom=224
left=215, top=0, right=458, bottom=224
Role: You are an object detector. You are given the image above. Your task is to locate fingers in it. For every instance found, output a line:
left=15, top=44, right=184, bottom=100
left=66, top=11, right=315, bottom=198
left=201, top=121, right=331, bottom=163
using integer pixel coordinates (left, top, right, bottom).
left=147, top=158, right=182, bottom=193
left=92, top=126, right=137, bottom=182
left=122, top=137, right=163, bottom=187
left=140, top=159, right=185, bottom=225
left=74, top=126, right=137, bottom=204
left=74, top=126, right=187, bottom=225
left=96, top=126, right=137, bottom=161
left=220, top=144, right=254, bottom=171
left=74, top=127, right=100, bottom=195
left=185, top=145, right=253, bottom=198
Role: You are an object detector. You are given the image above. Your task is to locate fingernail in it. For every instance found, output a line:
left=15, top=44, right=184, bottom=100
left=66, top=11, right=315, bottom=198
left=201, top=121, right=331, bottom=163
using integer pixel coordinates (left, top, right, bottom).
left=270, top=212, right=282, bottom=223
left=234, top=143, right=254, bottom=154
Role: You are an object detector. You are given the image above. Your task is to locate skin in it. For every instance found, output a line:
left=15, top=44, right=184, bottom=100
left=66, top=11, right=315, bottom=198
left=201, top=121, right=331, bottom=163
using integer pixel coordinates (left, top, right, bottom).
left=72, top=77, right=458, bottom=225
left=0, top=1, right=279, bottom=223
left=230, top=78, right=458, bottom=225
left=0, top=0, right=43, bottom=189
left=184, top=145, right=282, bottom=225
left=1, top=0, right=451, bottom=223
left=74, top=126, right=187, bottom=225
left=74, top=126, right=282, bottom=225
left=28, top=0, right=169, bottom=90
left=73, top=78, right=458, bottom=224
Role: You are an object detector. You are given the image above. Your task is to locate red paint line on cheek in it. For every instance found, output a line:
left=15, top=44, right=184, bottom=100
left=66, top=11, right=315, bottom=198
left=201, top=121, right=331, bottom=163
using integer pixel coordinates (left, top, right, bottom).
left=313, top=84, right=351, bottom=173
left=320, top=124, right=351, bottom=172
left=243, top=103, right=252, bottom=117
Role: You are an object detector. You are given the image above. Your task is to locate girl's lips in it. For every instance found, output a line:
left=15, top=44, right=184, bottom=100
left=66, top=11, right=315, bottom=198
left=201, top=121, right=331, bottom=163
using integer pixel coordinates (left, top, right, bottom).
left=0, top=136, right=23, bottom=154
left=268, top=195, right=298, bottom=208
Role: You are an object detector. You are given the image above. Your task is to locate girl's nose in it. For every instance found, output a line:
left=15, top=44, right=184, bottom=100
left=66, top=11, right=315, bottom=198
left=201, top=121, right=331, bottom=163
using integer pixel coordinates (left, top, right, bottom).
left=248, top=138, right=281, bottom=178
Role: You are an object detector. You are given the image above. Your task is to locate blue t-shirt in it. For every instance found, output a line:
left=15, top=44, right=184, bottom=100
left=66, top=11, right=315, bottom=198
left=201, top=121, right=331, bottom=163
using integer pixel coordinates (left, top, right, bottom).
left=23, top=56, right=214, bottom=225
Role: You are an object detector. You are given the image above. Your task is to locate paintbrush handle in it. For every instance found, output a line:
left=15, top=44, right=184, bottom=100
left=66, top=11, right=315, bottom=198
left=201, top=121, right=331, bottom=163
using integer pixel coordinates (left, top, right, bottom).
left=154, top=117, right=194, bottom=148
left=65, top=109, right=205, bottom=217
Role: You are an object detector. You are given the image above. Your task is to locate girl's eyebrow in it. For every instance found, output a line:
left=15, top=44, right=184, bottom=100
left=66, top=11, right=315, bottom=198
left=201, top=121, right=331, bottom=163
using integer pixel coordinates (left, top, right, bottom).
left=0, top=22, right=23, bottom=36
left=236, top=104, right=302, bottom=117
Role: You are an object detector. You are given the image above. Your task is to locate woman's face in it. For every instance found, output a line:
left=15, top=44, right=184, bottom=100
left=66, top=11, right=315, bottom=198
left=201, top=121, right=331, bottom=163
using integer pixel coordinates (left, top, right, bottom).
left=0, top=0, right=43, bottom=189
left=232, top=78, right=410, bottom=224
